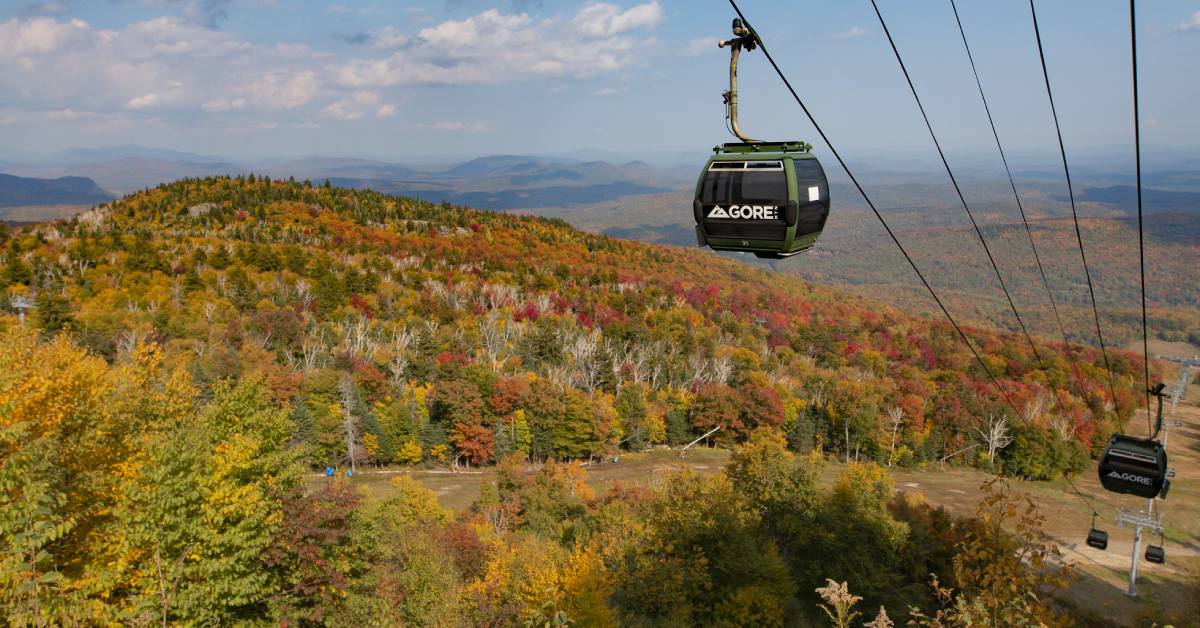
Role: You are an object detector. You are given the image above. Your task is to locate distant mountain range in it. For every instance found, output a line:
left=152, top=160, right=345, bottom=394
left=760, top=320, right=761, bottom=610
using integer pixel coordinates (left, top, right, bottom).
left=1, top=143, right=1196, bottom=220
left=0, top=173, right=113, bottom=209
left=302, top=155, right=690, bottom=210
left=1073, top=185, right=1200, bottom=214
left=0, top=145, right=695, bottom=214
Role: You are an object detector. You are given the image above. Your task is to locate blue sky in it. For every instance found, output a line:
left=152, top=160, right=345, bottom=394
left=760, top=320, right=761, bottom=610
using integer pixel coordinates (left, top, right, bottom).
left=1, top=0, right=1197, bottom=163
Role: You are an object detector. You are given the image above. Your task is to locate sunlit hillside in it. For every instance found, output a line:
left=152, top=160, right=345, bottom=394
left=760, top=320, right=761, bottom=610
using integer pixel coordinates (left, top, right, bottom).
left=2, top=176, right=1181, bottom=624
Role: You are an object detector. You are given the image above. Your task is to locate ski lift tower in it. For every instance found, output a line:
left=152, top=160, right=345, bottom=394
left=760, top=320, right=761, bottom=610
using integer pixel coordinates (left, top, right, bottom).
left=1117, top=385, right=1177, bottom=597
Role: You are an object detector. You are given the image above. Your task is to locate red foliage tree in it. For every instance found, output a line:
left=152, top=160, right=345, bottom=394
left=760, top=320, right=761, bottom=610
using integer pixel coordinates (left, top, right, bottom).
left=265, top=482, right=362, bottom=623
left=691, top=383, right=743, bottom=435
left=451, top=422, right=494, bottom=465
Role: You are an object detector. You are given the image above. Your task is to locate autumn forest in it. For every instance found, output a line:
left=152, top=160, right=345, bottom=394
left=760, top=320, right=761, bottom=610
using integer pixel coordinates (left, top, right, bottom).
left=0, top=176, right=1159, bottom=625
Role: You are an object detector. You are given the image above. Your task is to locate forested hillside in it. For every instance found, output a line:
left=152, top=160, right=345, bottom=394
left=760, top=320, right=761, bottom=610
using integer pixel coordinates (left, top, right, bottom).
left=524, top=182, right=1200, bottom=348
left=0, top=173, right=113, bottom=208
left=0, top=176, right=1153, bottom=624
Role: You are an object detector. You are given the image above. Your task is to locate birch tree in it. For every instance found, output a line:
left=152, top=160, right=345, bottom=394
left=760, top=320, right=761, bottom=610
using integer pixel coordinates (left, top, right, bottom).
left=339, top=375, right=361, bottom=472
left=973, top=413, right=1013, bottom=465
left=886, top=406, right=905, bottom=467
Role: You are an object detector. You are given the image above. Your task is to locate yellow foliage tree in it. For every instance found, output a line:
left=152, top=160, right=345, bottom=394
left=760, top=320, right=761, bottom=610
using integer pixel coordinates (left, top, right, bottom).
left=362, top=433, right=381, bottom=462
left=396, top=440, right=423, bottom=464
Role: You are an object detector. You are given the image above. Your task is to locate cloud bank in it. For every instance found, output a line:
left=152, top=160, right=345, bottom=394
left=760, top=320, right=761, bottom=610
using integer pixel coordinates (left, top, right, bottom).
left=0, top=1, right=664, bottom=132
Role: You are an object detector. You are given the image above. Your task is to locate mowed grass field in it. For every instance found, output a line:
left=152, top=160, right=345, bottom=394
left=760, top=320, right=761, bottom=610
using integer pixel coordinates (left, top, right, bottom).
left=331, top=446, right=733, bottom=513
left=323, top=371, right=1200, bottom=625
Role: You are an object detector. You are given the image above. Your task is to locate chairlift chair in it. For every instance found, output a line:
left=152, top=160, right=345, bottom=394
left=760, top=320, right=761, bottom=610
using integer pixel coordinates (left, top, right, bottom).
left=1086, top=514, right=1109, bottom=551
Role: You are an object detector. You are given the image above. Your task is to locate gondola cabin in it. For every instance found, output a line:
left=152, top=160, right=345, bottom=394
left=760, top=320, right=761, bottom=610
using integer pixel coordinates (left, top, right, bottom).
left=1097, top=434, right=1168, bottom=499
left=693, top=142, right=830, bottom=259
left=1086, top=528, right=1108, bottom=551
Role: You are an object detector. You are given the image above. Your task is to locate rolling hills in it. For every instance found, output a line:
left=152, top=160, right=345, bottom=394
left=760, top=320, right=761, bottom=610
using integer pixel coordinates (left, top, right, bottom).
left=2, top=145, right=690, bottom=209
left=521, top=177, right=1200, bottom=350
left=1, top=176, right=1185, bottom=625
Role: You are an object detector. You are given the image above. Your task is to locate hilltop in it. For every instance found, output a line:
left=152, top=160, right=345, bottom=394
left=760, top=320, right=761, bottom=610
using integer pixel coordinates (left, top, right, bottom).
left=3, top=175, right=1144, bottom=465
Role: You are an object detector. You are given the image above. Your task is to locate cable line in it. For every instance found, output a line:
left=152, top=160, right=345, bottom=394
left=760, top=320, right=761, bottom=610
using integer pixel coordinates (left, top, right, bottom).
left=725, top=0, right=1025, bottom=421
left=947, top=1, right=1129, bottom=517
left=869, top=0, right=1046, bottom=372
left=1129, top=0, right=1152, bottom=432
left=1029, top=0, right=1122, bottom=422
left=948, top=0, right=1068, bottom=352
left=946, top=0, right=1081, bottom=422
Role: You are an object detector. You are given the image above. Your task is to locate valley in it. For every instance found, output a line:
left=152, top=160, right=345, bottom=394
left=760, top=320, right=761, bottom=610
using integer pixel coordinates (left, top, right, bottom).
left=516, top=175, right=1200, bottom=351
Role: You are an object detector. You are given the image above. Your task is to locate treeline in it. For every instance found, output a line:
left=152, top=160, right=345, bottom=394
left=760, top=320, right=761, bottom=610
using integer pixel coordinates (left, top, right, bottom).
left=0, top=176, right=1145, bottom=480
left=2, top=328, right=1083, bottom=624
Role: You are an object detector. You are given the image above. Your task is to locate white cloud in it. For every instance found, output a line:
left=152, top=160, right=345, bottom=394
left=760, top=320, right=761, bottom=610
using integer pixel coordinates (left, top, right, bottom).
left=1180, top=11, right=1200, bottom=32
left=126, top=93, right=161, bottom=109
left=320, top=89, right=382, bottom=120
left=246, top=71, right=320, bottom=109
left=322, top=103, right=361, bottom=120
left=336, top=3, right=664, bottom=88
left=0, top=4, right=665, bottom=131
left=572, top=1, right=663, bottom=37
left=17, top=3, right=68, bottom=17
left=170, top=0, right=278, bottom=29
left=831, top=26, right=866, bottom=39
left=419, top=120, right=493, bottom=133
left=51, top=107, right=88, bottom=119
left=0, top=106, right=96, bottom=124
left=593, top=86, right=628, bottom=96
left=0, top=17, right=88, bottom=56
left=0, top=15, right=277, bottom=116
left=201, top=97, right=247, bottom=112
left=682, top=36, right=717, bottom=57
left=366, top=25, right=407, bottom=49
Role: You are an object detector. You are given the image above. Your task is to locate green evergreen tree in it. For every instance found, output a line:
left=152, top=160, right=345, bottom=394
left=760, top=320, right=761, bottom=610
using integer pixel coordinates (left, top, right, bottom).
left=209, top=246, right=232, bottom=270
left=34, top=289, right=74, bottom=335
left=666, top=404, right=692, bottom=446
left=615, top=383, right=648, bottom=451
left=2, top=256, right=31, bottom=286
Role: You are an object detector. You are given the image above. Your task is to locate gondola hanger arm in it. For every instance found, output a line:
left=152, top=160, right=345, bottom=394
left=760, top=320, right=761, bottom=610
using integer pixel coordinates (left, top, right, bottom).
left=718, top=18, right=760, bottom=143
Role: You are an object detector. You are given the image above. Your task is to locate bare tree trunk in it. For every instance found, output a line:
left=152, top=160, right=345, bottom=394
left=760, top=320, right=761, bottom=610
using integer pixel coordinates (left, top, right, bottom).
left=339, top=375, right=359, bottom=473
left=845, top=420, right=850, bottom=465
left=887, top=406, right=905, bottom=467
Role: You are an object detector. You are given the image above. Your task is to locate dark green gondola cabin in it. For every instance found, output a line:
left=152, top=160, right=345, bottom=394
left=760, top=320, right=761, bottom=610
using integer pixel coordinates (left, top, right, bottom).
left=693, top=141, right=830, bottom=259
left=1097, top=434, right=1168, bottom=499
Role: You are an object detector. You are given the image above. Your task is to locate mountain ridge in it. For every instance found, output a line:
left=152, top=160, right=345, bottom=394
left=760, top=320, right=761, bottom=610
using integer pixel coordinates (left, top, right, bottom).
left=0, top=172, right=113, bottom=208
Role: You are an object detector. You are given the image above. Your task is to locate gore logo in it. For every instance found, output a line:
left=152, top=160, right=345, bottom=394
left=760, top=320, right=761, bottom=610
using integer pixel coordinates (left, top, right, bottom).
left=707, top=205, right=779, bottom=220
left=1108, top=470, right=1152, bottom=485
